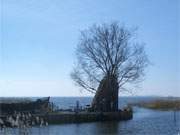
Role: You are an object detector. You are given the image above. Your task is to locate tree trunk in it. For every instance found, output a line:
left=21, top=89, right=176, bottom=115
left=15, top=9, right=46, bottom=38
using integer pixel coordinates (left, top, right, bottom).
left=91, top=74, right=119, bottom=112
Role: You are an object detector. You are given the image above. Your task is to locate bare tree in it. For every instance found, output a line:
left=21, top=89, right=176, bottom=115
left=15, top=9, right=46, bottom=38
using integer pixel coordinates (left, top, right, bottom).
left=71, top=22, right=148, bottom=111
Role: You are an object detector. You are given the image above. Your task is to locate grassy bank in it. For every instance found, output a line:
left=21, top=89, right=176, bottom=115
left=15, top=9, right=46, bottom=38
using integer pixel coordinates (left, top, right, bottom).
left=130, top=99, right=180, bottom=111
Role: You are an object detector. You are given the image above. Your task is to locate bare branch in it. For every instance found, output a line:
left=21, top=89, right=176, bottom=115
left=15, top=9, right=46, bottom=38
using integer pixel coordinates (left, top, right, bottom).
left=71, top=22, right=148, bottom=93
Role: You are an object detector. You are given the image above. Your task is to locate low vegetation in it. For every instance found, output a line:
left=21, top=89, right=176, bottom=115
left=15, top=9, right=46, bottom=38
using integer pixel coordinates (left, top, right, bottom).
left=130, top=99, right=180, bottom=111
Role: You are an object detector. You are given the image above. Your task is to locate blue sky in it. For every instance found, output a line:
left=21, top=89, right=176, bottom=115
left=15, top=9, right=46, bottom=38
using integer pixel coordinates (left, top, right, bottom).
left=0, top=0, right=179, bottom=97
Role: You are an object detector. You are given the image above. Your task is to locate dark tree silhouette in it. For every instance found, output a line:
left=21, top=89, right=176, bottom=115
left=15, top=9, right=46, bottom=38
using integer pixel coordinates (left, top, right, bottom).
left=71, top=22, right=148, bottom=112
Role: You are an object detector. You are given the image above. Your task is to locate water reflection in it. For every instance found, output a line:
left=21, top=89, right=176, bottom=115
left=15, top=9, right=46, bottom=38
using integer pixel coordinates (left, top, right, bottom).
left=92, top=121, right=119, bottom=135
left=69, top=121, right=119, bottom=135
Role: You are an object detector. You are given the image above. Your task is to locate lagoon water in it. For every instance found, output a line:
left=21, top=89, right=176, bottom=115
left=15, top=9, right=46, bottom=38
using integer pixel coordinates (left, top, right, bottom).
left=1, top=97, right=180, bottom=135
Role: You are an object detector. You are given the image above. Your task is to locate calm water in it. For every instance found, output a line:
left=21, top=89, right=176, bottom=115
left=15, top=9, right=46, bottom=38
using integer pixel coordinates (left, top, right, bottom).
left=1, top=97, right=180, bottom=135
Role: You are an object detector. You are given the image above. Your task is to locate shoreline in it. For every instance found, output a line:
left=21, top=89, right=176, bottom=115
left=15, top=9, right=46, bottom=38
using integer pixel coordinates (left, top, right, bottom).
left=0, top=109, right=133, bottom=128
left=129, top=99, right=180, bottom=111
